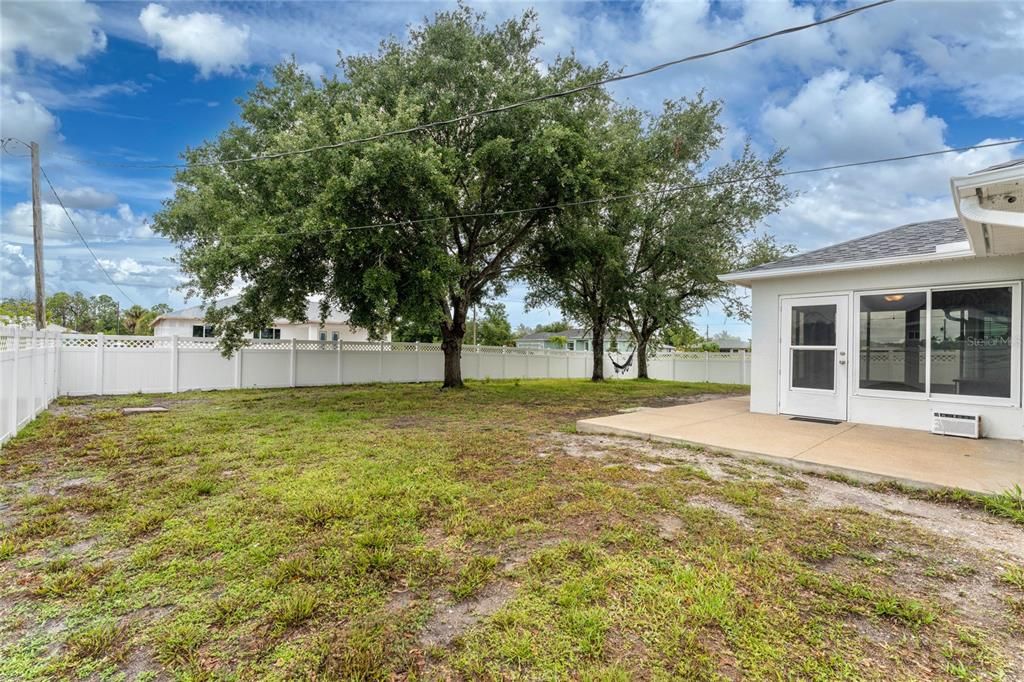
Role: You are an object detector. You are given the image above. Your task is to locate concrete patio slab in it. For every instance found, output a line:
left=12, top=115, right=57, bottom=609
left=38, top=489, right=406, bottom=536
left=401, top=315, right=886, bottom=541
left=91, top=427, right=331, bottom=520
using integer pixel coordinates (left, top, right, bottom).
left=577, top=397, right=1024, bottom=495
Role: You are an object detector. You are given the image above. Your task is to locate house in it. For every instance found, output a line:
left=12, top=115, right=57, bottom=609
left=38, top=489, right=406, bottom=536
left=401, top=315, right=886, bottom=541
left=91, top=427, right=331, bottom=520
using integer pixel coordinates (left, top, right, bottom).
left=721, top=160, right=1023, bottom=440
left=151, top=297, right=375, bottom=342
left=0, top=317, right=76, bottom=333
left=515, top=328, right=635, bottom=352
left=713, top=338, right=751, bottom=353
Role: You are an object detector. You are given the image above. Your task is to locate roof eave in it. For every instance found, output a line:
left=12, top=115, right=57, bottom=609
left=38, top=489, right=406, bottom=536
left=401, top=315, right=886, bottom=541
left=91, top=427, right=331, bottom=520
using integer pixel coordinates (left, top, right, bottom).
left=950, top=169, right=1024, bottom=256
left=720, top=248, right=977, bottom=287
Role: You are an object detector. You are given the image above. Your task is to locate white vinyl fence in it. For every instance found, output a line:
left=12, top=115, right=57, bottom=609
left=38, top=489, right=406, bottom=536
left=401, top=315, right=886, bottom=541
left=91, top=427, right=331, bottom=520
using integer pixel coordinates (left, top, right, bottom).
left=1, top=327, right=750, bottom=442
left=0, top=328, right=62, bottom=444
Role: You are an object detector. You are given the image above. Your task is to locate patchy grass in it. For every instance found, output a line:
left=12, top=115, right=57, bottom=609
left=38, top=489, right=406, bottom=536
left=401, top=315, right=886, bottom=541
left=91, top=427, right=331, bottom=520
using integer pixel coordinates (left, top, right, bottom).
left=867, top=481, right=1024, bottom=527
left=0, top=379, right=1021, bottom=680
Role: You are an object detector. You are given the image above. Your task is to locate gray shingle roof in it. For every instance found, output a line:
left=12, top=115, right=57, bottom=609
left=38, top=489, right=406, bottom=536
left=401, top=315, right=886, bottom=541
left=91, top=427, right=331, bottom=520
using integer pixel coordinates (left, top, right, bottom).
left=158, top=296, right=348, bottom=324
left=971, top=158, right=1024, bottom=174
left=734, top=217, right=967, bottom=276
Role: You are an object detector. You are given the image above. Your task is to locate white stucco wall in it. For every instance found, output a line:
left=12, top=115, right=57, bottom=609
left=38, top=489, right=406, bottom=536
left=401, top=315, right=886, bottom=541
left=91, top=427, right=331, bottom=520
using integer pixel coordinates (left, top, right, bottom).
left=748, top=254, right=1024, bottom=439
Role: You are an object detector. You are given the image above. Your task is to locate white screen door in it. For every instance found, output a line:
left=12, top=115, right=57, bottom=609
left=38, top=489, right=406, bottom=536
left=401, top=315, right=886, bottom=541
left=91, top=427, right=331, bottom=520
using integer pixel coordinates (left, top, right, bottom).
left=780, top=295, right=848, bottom=421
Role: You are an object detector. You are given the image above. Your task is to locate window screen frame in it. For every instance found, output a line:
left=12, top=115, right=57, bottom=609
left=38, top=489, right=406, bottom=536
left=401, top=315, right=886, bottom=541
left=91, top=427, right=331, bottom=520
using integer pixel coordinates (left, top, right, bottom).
left=852, top=280, right=1021, bottom=407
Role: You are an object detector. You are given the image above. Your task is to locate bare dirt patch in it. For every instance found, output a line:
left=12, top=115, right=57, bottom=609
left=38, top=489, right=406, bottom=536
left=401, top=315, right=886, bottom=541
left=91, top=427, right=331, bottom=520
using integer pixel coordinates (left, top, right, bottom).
left=643, top=392, right=748, bottom=408
left=420, top=581, right=516, bottom=648
left=687, top=495, right=753, bottom=529
left=783, top=475, right=1024, bottom=561
left=655, top=514, right=684, bottom=540
left=545, top=432, right=738, bottom=480
left=553, top=432, right=1024, bottom=563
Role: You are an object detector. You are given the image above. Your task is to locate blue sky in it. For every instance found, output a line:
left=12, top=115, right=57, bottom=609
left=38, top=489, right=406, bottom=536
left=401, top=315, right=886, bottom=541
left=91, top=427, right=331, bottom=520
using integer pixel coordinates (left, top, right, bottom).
left=1, top=0, right=1022, bottom=337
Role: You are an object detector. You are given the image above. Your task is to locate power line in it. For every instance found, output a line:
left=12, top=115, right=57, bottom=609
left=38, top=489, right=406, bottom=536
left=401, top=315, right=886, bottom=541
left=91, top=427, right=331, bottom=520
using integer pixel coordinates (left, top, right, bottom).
left=6, top=137, right=1021, bottom=244
left=134, top=137, right=1024, bottom=244
left=38, top=166, right=139, bottom=306
left=58, top=0, right=895, bottom=171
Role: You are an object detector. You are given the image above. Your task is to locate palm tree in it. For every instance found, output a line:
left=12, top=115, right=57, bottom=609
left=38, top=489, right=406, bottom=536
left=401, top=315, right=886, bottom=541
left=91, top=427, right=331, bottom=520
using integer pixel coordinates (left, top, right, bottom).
left=123, top=305, right=149, bottom=335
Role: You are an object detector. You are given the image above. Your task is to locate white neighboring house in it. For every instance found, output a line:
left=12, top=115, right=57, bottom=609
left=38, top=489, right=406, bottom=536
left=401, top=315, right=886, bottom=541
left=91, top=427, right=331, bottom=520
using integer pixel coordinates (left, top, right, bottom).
left=151, top=297, right=376, bottom=342
left=515, top=328, right=635, bottom=352
left=721, top=160, right=1024, bottom=440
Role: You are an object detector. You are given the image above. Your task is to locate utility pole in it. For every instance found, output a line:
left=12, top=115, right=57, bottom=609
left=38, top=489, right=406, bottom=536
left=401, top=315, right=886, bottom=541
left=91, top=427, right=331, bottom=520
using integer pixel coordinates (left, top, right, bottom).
left=31, top=141, right=45, bottom=330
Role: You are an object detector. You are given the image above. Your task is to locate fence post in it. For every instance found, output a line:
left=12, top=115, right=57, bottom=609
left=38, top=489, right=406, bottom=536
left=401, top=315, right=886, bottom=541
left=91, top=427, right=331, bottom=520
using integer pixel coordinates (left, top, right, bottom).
left=10, top=327, right=20, bottom=431
left=30, top=329, right=39, bottom=416
left=289, top=338, right=297, bottom=388
left=502, top=346, right=507, bottom=379
left=55, top=332, right=62, bottom=398
left=414, top=341, right=420, bottom=383
left=739, top=350, right=746, bottom=384
left=234, top=344, right=243, bottom=389
left=96, top=333, right=105, bottom=396
left=672, top=353, right=678, bottom=382
left=704, top=350, right=710, bottom=383
left=336, top=339, right=343, bottom=384
left=379, top=338, right=385, bottom=383
left=40, top=332, right=47, bottom=406
left=169, top=335, right=179, bottom=393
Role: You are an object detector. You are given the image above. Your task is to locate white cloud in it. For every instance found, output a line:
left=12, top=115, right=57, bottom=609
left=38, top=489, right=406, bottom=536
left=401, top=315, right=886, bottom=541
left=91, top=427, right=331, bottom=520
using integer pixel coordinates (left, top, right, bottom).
left=0, top=84, right=61, bottom=149
left=761, top=70, right=947, bottom=165
left=0, top=243, right=34, bottom=297
left=138, top=3, right=251, bottom=77
left=3, top=200, right=153, bottom=243
left=46, top=186, right=119, bottom=211
left=0, top=0, right=106, bottom=72
left=296, top=61, right=326, bottom=82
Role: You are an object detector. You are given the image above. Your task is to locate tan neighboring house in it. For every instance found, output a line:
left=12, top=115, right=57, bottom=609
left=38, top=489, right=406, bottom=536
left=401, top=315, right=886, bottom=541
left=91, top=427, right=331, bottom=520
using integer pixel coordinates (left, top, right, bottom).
left=151, top=297, right=376, bottom=342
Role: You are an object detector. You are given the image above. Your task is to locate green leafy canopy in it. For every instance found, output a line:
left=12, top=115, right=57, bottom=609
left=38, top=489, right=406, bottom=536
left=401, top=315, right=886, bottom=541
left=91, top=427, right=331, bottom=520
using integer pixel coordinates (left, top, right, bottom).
left=154, top=6, right=615, bottom=382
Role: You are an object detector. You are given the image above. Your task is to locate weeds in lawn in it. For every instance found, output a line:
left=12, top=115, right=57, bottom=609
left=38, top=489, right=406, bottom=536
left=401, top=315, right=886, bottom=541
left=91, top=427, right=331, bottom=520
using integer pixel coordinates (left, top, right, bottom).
left=296, top=498, right=350, bottom=527
left=154, top=621, right=207, bottom=667
left=452, top=555, right=499, bottom=600
left=270, top=586, right=319, bottom=627
left=66, top=620, right=123, bottom=660
left=16, top=514, right=66, bottom=539
left=187, top=476, right=217, bottom=498
left=869, top=480, right=1024, bottom=526
left=34, top=566, right=93, bottom=598
left=871, top=593, right=936, bottom=628
left=1, top=380, right=1020, bottom=681
left=999, top=565, right=1024, bottom=591
left=0, top=535, right=19, bottom=560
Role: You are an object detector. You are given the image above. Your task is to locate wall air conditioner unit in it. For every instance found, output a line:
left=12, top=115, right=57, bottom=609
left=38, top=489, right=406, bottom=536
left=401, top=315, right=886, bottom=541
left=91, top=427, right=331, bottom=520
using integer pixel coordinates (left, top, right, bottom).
left=931, top=412, right=980, bottom=439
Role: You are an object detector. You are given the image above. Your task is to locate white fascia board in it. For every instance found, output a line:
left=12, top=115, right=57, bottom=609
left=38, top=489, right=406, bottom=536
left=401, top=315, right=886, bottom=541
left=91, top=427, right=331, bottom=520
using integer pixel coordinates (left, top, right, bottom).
left=950, top=165, right=1024, bottom=193
left=719, top=248, right=976, bottom=286
left=957, top=194, right=1024, bottom=230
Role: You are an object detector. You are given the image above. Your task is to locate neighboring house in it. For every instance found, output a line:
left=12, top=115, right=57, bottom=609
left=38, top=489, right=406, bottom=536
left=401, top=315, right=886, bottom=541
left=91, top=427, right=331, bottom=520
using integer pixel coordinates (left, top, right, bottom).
left=515, top=328, right=635, bottom=352
left=0, top=317, right=75, bottom=333
left=714, top=339, right=751, bottom=353
left=722, top=159, right=1024, bottom=440
left=152, top=297, right=376, bottom=342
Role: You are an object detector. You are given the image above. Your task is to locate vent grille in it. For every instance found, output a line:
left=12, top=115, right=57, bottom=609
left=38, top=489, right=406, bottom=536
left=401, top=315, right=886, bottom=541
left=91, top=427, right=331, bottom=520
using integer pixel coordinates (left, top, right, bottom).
left=931, top=412, right=980, bottom=439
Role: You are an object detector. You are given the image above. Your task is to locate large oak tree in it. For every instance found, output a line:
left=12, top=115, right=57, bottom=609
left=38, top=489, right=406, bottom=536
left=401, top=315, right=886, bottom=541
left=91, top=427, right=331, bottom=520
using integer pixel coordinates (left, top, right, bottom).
left=153, top=7, right=612, bottom=387
left=524, top=94, right=792, bottom=379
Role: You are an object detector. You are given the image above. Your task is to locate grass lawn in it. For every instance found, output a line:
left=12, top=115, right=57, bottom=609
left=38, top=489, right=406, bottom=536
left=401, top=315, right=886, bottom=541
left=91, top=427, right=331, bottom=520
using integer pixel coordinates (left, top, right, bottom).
left=1, top=379, right=1022, bottom=680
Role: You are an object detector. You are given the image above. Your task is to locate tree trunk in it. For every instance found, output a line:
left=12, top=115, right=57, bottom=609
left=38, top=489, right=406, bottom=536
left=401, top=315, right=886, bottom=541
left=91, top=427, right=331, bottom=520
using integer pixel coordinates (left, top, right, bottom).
left=440, top=309, right=467, bottom=389
left=591, top=326, right=605, bottom=381
left=636, top=337, right=649, bottom=379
